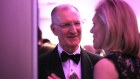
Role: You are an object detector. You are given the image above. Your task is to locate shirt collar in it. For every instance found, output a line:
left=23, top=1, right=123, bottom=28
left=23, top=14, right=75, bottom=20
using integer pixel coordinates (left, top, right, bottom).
left=58, top=43, right=81, bottom=56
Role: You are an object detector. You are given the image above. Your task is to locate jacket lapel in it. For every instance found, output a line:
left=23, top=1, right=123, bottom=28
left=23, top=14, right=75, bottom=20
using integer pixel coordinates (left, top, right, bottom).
left=49, top=46, right=65, bottom=79
left=81, top=48, right=94, bottom=79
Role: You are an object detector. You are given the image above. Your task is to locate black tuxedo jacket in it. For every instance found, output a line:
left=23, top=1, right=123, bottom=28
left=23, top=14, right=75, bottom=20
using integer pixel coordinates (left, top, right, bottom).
left=38, top=46, right=101, bottom=79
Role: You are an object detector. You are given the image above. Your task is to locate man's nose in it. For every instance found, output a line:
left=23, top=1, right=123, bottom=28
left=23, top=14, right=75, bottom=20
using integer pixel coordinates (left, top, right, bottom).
left=69, top=25, right=77, bottom=33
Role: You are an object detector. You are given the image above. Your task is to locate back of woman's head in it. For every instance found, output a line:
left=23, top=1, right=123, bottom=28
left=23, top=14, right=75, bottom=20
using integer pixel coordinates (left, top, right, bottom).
left=95, top=0, right=139, bottom=57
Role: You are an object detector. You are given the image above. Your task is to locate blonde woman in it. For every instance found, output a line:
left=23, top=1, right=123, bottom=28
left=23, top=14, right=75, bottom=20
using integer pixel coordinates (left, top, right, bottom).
left=90, top=0, right=140, bottom=79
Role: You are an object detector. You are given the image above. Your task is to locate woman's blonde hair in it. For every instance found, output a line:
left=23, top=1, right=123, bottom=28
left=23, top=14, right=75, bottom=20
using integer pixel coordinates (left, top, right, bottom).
left=95, top=0, right=139, bottom=57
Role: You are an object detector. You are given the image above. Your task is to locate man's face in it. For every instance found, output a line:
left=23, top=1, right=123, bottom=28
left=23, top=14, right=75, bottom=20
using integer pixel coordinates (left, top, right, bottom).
left=51, top=8, right=82, bottom=48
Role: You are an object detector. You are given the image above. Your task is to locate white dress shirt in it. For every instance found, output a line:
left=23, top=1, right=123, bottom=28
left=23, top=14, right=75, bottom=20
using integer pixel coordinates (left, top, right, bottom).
left=58, top=44, right=81, bottom=79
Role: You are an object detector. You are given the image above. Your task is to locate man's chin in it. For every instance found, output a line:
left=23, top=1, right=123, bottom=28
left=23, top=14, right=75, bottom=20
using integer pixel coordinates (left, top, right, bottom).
left=67, top=40, right=80, bottom=45
left=69, top=43, right=79, bottom=47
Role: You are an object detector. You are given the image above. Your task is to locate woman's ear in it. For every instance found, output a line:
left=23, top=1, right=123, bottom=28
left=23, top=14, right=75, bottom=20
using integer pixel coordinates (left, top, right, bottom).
left=50, top=24, right=58, bottom=36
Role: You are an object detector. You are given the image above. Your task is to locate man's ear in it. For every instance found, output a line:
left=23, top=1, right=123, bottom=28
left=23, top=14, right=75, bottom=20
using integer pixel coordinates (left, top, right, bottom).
left=50, top=24, right=58, bottom=36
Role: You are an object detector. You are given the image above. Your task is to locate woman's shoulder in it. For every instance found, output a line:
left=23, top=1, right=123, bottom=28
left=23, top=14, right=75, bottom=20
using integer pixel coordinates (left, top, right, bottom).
left=94, top=58, right=115, bottom=69
left=94, top=58, right=118, bottom=79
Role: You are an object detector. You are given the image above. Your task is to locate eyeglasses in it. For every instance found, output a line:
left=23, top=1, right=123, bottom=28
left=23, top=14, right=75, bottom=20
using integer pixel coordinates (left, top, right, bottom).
left=53, top=21, right=84, bottom=29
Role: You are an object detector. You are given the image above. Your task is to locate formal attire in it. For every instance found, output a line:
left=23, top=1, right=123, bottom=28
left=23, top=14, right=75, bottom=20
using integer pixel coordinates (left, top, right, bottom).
left=105, top=52, right=140, bottom=79
left=38, top=44, right=101, bottom=79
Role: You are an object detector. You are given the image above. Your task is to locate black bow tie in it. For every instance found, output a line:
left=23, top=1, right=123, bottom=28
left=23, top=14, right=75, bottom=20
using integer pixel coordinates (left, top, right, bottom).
left=61, top=51, right=80, bottom=64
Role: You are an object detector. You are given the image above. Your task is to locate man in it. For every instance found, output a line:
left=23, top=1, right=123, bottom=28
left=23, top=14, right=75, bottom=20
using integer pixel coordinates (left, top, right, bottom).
left=38, top=4, right=101, bottom=79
